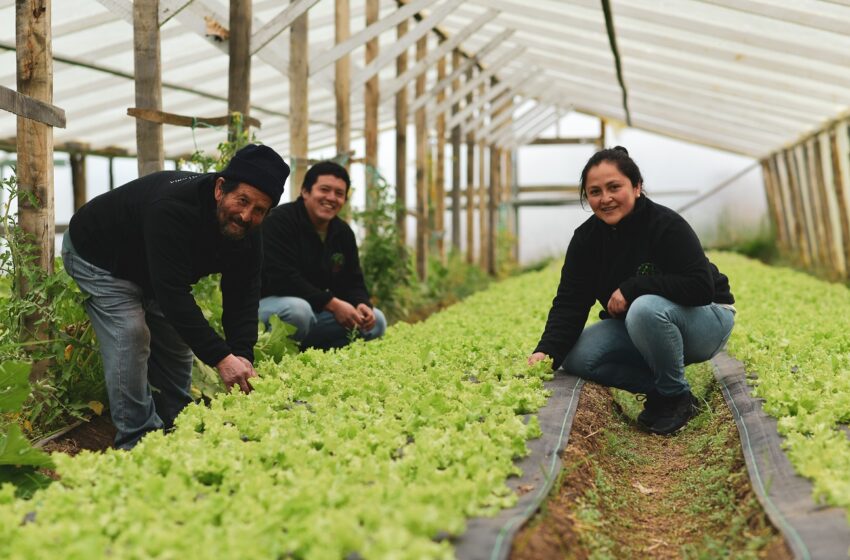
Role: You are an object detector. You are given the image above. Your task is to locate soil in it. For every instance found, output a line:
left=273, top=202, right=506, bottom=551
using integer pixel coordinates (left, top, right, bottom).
left=39, top=414, right=116, bottom=456
left=510, top=383, right=793, bottom=559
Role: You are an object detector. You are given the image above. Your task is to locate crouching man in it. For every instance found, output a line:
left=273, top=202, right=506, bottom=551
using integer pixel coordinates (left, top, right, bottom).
left=62, top=144, right=290, bottom=449
left=259, top=161, right=386, bottom=350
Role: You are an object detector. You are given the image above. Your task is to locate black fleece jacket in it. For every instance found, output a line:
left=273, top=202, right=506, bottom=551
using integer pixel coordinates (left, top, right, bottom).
left=534, top=196, right=734, bottom=368
left=68, top=171, right=261, bottom=366
left=260, top=197, right=371, bottom=311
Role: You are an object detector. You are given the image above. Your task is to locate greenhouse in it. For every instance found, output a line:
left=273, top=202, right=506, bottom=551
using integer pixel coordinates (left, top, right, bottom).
left=2, top=0, right=850, bottom=558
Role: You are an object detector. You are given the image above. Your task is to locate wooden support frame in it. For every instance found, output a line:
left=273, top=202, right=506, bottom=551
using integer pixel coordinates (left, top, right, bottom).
left=381, top=9, right=498, bottom=106
left=352, top=0, right=463, bottom=90
left=251, top=0, right=321, bottom=55
left=407, top=31, right=516, bottom=113
left=69, top=146, right=87, bottom=212
left=364, top=0, right=380, bottom=211
left=783, top=148, right=813, bottom=267
left=228, top=0, right=252, bottom=140
left=490, top=102, right=551, bottom=146
left=335, top=0, right=351, bottom=161
left=450, top=49, right=462, bottom=252
left=289, top=0, right=309, bottom=199
left=477, top=87, right=488, bottom=272
left=395, top=19, right=408, bottom=244
left=414, top=34, right=428, bottom=280
left=133, top=0, right=164, bottom=175
left=0, top=85, right=65, bottom=128
left=816, top=131, right=847, bottom=277
left=832, top=121, right=850, bottom=274
left=435, top=52, right=447, bottom=262
left=804, top=138, right=831, bottom=272
left=310, top=0, right=440, bottom=76
left=795, top=143, right=825, bottom=269
left=444, top=68, right=533, bottom=130
left=465, top=66, right=475, bottom=264
left=127, top=107, right=262, bottom=130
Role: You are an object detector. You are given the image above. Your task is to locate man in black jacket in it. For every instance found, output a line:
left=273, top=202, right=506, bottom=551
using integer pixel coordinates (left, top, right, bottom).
left=259, top=161, right=386, bottom=350
left=61, top=144, right=289, bottom=449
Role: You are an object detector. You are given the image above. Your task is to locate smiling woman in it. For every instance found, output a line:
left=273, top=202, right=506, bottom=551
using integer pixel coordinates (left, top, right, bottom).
left=528, top=146, right=736, bottom=435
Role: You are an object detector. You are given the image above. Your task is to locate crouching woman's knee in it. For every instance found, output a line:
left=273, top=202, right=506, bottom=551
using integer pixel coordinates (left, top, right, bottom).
left=624, top=294, right=673, bottom=333
left=258, top=296, right=316, bottom=341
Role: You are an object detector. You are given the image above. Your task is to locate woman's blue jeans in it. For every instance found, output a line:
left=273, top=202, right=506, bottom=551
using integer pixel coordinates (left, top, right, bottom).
left=61, top=232, right=194, bottom=450
left=560, top=295, right=735, bottom=396
left=258, top=296, right=386, bottom=351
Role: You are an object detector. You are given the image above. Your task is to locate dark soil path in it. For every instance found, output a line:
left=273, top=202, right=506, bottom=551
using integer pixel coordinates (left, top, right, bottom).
left=511, top=381, right=792, bottom=559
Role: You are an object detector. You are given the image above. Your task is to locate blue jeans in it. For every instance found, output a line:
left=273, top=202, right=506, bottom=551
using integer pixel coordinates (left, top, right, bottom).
left=258, top=296, right=387, bottom=351
left=61, top=232, right=194, bottom=450
left=560, top=294, right=735, bottom=396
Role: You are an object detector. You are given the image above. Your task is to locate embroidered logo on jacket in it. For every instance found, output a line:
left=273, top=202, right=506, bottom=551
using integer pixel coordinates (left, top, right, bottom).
left=331, top=252, right=345, bottom=273
left=637, top=262, right=661, bottom=276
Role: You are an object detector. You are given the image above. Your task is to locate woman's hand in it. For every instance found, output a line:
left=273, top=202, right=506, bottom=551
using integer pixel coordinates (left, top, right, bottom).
left=607, top=288, right=629, bottom=317
left=527, top=352, right=549, bottom=366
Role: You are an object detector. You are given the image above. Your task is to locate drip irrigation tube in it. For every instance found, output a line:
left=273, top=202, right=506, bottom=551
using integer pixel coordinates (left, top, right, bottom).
left=712, top=351, right=850, bottom=560
left=454, top=373, right=585, bottom=560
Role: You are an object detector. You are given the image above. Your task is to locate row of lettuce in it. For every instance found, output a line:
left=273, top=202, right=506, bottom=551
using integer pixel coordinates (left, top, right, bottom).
left=0, top=265, right=559, bottom=559
left=711, top=252, right=850, bottom=514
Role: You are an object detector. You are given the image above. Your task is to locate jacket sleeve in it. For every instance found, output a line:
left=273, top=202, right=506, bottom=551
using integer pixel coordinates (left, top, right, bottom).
left=337, top=228, right=371, bottom=308
left=145, top=202, right=232, bottom=367
left=220, top=236, right=262, bottom=363
left=618, top=215, right=715, bottom=306
left=534, top=233, right=597, bottom=369
left=262, top=210, right=333, bottom=311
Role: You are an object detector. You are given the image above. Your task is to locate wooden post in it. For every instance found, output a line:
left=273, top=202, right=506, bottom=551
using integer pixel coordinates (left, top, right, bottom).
left=510, top=149, right=519, bottom=261
left=802, top=142, right=829, bottom=270
left=450, top=49, right=462, bottom=253
left=831, top=123, right=850, bottom=275
left=760, top=160, right=786, bottom=253
left=784, top=149, right=812, bottom=267
left=415, top=34, right=428, bottom=280
left=465, top=67, right=475, bottom=264
left=69, top=149, right=87, bottom=211
left=289, top=0, right=309, bottom=199
left=817, top=131, right=847, bottom=278
left=133, top=0, right=164, bottom=176
left=15, top=0, right=55, bottom=371
left=228, top=0, right=252, bottom=142
left=435, top=52, right=447, bottom=263
left=478, top=84, right=487, bottom=272
left=395, top=19, right=408, bottom=245
left=335, top=0, right=350, bottom=164
left=488, top=88, right=508, bottom=275
left=364, top=0, right=379, bottom=213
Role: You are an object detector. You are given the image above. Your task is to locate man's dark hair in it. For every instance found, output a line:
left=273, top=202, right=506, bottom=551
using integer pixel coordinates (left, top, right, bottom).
left=302, top=161, right=351, bottom=194
left=579, top=146, right=645, bottom=206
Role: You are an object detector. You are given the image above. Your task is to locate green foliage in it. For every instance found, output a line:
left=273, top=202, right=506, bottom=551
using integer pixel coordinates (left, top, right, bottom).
left=0, top=264, right=560, bottom=559
left=0, top=173, right=105, bottom=436
left=181, top=113, right=254, bottom=173
left=254, top=316, right=299, bottom=363
left=711, top=251, right=850, bottom=517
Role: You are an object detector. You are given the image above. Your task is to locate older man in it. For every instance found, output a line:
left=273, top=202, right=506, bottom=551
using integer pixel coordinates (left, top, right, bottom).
left=259, top=161, right=386, bottom=350
left=62, top=144, right=289, bottom=449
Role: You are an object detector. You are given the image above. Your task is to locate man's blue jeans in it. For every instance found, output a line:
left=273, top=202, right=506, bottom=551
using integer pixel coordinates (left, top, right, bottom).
left=61, top=232, right=194, bottom=450
left=258, top=296, right=387, bottom=351
left=560, top=295, right=735, bottom=396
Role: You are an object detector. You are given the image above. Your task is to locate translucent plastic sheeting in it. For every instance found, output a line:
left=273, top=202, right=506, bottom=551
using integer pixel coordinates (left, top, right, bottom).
left=712, top=351, right=850, bottom=560
left=454, top=373, right=584, bottom=560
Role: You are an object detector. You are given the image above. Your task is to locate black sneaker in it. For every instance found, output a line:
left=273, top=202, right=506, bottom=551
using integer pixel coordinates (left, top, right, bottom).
left=648, top=391, right=699, bottom=435
left=636, top=390, right=663, bottom=427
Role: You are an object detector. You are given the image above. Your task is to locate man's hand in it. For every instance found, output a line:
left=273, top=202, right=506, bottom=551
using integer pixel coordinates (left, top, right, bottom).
left=325, top=297, right=363, bottom=329
left=216, top=353, right=256, bottom=394
left=527, top=352, right=550, bottom=366
left=356, top=303, right=375, bottom=332
left=607, top=288, right=629, bottom=317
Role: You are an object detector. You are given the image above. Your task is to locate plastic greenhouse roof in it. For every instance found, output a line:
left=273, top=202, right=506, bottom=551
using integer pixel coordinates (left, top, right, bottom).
left=1, top=0, right=849, bottom=160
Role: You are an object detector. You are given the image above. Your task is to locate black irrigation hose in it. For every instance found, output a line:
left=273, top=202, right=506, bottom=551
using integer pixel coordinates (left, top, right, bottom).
left=600, top=0, right=631, bottom=127
left=454, top=374, right=585, bottom=560
left=712, top=351, right=850, bottom=560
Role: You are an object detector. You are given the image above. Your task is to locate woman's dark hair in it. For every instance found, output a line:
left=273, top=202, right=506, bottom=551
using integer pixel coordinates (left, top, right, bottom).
left=579, top=146, right=644, bottom=205
left=302, top=160, right=351, bottom=194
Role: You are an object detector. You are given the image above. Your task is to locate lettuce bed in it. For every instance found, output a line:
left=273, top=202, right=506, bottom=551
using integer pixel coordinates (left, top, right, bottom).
left=0, top=266, right=559, bottom=560
left=712, top=252, right=850, bottom=515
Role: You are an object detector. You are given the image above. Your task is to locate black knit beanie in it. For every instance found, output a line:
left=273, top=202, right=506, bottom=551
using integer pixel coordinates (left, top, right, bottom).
left=220, top=144, right=289, bottom=206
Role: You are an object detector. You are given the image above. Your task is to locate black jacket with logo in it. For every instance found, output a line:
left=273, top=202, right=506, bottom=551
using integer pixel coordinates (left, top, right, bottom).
left=68, top=171, right=262, bottom=366
left=260, top=197, right=371, bottom=311
left=534, top=196, right=734, bottom=368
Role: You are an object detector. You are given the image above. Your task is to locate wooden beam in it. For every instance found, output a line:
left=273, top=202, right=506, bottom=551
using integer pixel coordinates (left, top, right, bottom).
left=289, top=0, right=309, bottom=199
left=435, top=51, right=447, bottom=262
left=830, top=122, right=850, bottom=274
left=530, top=136, right=601, bottom=145
left=508, top=110, right=562, bottom=148
left=410, top=47, right=523, bottom=114
left=816, top=131, right=847, bottom=277
left=69, top=147, right=87, bottom=211
left=133, top=0, right=164, bottom=175
left=0, top=85, right=65, bottom=128
left=444, top=67, right=532, bottom=130
left=465, top=66, right=475, bottom=264
left=395, top=19, right=408, bottom=245
left=450, top=49, right=462, bottom=252
left=364, top=0, right=380, bottom=211
left=310, top=0, right=439, bottom=76
left=16, top=0, right=55, bottom=371
left=489, top=102, right=550, bottom=146
left=406, top=29, right=514, bottom=114
left=335, top=0, right=350, bottom=161
left=381, top=9, right=498, bottom=106
left=251, top=0, right=321, bottom=55
left=415, top=34, right=428, bottom=280
left=352, top=0, right=463, bottom=90
left=477, top=85, right=487, bottom=272
left=228, top=0, right=252, bottom=140
left=127, top=107, right=261, bottom=129
left=804, top=139, right=830, bottom=272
